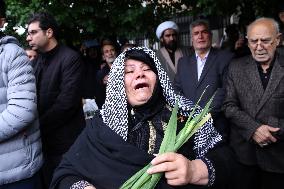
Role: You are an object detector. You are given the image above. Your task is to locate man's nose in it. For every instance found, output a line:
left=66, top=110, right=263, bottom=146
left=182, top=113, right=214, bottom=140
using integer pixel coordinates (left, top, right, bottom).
left=26, top=35, right=31, bottom=41
left=197, top=32, right=203, bottom=38
left=256, top=41, right=264, bottom=50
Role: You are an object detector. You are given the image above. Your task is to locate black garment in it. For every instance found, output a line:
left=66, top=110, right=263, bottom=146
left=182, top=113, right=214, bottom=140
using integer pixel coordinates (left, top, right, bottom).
left=50, top=110, right=235, bottom=189
left=34, top=44, right=85, bottom=154
left=95, top=64, right=110, bottom=108
left=0, top=171, right=41, bottom=189
left=167, top=49, right=175, bottom=65
left=127, top=80, right=166, bottom=153
left=256, top=59, right=274, bottom=90
left=81, top=56, right=101, bottom=99
left=33, top=44, right=85, bottom=188
left=232, top=162, right=283, bottom=189
left=39, top=155, right=62, bottom=189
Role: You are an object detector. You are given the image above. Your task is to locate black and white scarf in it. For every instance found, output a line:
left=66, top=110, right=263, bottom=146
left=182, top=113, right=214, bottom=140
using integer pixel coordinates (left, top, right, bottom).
left=100, top=46, right=221, bottom=158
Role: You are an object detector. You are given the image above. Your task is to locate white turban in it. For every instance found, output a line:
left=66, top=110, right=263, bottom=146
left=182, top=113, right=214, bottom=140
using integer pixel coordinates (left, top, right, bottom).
left=155, top=21, right=179, bottom=39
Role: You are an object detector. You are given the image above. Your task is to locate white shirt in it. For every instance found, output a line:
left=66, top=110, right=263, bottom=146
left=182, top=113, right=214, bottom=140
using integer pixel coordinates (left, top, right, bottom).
left=195, top=50, right=210, bottom=81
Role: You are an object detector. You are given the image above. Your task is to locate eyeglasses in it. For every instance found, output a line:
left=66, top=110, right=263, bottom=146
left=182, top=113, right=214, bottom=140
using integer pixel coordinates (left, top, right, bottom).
left=26, top=29, right=43, bottom=37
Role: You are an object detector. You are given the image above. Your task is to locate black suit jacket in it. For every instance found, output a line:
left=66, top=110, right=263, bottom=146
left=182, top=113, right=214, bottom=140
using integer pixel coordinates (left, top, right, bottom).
left=33, top=45, right=85, bottom=155
left=174, top=48, right=233, bottom=140
left=222, top=53, right=284, bottom=173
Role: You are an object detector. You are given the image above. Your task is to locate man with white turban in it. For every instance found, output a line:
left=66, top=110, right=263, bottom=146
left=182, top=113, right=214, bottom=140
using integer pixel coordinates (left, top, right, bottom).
left=156, top=21, right=190, bottom=82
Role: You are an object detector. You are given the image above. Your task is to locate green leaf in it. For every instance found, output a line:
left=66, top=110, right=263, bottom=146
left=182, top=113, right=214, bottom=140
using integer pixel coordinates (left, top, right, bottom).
left=120, top=164, right=151, bottom=189
left=158, top=101, right=178, bottom=154
left=121, top=91, right=215, bottom=189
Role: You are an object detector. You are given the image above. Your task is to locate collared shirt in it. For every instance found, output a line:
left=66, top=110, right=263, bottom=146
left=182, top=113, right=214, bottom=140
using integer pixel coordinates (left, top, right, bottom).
left=195, top=50, right=210, bottom=80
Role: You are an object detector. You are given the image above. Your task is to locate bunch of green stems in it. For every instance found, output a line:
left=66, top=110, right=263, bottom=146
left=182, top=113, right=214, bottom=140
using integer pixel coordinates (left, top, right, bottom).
left=120, top=93, right=213, bottom=189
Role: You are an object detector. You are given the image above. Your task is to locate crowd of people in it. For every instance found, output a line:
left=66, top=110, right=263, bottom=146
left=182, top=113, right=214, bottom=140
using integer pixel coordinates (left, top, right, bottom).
left=0, top=0, right=284, bottom=188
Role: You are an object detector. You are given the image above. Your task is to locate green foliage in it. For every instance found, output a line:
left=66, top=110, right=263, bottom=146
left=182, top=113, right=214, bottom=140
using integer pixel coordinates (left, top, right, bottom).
left=4, top=0, right=280, bottom=47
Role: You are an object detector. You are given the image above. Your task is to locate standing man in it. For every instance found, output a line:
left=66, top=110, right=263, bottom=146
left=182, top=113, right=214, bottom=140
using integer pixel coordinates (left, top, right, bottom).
left=156, top=21, right=190, bottom=82
left=0, top=0, right=43, bottom=188
left=95, top=41, right=117, bottom=108
left=223, top=17, right=283, bottom=189
left=26, top=12, right=85, bottom=188
left=174, top=19, right=233, bottom=141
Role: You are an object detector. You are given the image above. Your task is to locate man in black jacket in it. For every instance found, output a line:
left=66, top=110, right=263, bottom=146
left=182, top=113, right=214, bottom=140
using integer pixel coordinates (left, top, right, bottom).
left=174, top=19, right=233, bottom=142
left=26, top=12, right=85, bottom=189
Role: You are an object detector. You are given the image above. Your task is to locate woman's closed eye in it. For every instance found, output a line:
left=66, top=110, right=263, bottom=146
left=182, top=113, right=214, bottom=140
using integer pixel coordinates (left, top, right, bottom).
left=125, top=70, right=134, bottom=74
left=142, top=65, right=151, bottom=71
left=143, top=68, right=151, bottom=71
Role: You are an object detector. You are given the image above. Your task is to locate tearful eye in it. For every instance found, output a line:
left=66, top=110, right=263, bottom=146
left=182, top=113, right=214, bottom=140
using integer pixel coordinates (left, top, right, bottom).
left=135, top=83, right=149, bottom=89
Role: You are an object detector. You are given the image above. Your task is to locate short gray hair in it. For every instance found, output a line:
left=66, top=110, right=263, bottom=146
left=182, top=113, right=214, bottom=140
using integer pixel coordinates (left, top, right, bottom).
left=247, top=17, right=280, bottom=36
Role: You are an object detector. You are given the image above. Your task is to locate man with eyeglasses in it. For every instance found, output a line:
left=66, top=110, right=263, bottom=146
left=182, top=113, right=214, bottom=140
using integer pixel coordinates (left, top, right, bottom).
left=26, top=12, right=85, bottom=189
left=223, top=17, right=284, bottom=189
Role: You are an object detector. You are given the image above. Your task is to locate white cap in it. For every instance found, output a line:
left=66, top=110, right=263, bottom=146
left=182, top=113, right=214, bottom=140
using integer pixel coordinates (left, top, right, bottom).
left=156, top=21, right=179, bottom=39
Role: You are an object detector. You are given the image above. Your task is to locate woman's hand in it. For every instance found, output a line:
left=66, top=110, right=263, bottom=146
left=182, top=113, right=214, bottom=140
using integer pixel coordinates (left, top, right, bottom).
left=147, top=152, right=209, bottom=186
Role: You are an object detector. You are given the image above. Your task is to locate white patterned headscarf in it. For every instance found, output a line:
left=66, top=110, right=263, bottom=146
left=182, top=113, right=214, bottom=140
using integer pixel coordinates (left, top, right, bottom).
left=100, top=46, right=221, bottom=157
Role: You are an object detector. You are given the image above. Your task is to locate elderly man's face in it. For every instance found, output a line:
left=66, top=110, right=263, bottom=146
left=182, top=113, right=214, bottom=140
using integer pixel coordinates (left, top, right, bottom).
left=102, top=44, right=117, bottom=64
left=247, top=20, right=280, bottom=64
left=124, top=59, right=157, bottom=106
left=161, top=29, right=177, bottom=51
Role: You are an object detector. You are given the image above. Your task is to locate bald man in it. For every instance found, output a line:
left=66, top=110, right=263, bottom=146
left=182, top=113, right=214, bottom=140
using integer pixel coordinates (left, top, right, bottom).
left=223, top=17, right=283, bottom=189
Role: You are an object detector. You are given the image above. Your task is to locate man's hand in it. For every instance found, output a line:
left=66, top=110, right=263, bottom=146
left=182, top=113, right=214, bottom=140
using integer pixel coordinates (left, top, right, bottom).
left=252, top=125, right=280, bottom=147
left=147, top=152, right=208, bottom=186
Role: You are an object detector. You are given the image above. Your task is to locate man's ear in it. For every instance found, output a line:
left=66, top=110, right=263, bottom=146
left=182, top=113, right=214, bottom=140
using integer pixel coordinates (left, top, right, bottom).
left=46, top=28, right=54, bottom=38
left=276, top=33, right=282, bottom=46
left=0, top=18, right=6, bottom=28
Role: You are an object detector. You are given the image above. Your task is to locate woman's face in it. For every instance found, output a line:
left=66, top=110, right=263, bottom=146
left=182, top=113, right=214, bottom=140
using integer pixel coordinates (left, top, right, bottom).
left=124, top=59, right=157, bottom=106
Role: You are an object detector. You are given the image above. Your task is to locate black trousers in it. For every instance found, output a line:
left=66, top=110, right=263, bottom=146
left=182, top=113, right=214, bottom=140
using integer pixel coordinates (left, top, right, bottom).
left=0, top=171, right=41, bottom=189
left=233, top=162, right=284, bottom=189
left=39, top=155, right=62, bottom=189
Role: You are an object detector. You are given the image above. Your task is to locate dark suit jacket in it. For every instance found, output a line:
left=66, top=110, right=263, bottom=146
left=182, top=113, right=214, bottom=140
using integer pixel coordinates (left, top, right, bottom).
left=33, top=44, right=85, bottom=156
left=222, top=53, right=284, bottom=173
left=174, top=48, right=233, bottom=140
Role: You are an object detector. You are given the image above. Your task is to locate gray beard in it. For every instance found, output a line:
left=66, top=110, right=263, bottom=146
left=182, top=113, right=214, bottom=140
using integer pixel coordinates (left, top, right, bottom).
left=106, top=57, right=116, bottom=64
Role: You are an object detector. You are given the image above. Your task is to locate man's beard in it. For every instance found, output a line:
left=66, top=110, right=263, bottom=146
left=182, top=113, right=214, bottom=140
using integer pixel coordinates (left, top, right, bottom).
left=106, top=57, right=116, bottom=64
left=164, top=41, right=177, bottom=51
